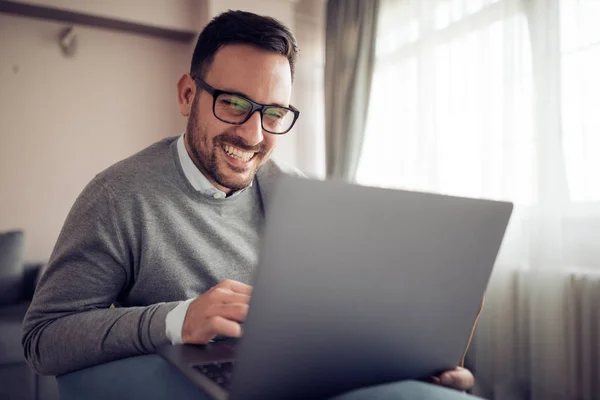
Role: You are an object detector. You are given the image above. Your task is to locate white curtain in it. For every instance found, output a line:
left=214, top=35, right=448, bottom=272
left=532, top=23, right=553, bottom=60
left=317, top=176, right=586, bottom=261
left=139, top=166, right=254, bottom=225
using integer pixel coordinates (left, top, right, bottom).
left=356, top=0, right=600, bottom=399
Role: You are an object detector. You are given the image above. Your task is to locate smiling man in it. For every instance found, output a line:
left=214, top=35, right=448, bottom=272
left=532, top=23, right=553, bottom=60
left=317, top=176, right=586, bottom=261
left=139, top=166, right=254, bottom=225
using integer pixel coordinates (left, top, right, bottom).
left=23, top=10, right=478, bottom=399
left=182, top=44, right=298, bottom=194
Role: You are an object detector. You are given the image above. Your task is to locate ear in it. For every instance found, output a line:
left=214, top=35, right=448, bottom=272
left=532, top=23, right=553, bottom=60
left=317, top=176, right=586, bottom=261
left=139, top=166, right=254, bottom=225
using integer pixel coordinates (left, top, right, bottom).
left=177, top=73, right=196, bottom=117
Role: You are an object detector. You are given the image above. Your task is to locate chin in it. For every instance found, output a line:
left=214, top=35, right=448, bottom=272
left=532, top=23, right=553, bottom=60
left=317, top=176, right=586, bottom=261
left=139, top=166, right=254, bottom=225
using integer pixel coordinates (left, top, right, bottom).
left=215, top=156, right=264, bottom=190
left=216, top=170, right=255, bottom=192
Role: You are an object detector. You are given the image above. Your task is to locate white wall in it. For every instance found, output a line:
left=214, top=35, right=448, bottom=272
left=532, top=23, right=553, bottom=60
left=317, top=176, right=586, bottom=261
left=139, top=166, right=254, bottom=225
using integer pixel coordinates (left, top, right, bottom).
left=293, top=0, right=326, bottom=178
left=208, top=0, right=296, bottom=27
left=15, top=0, right=205, bottom=31
left=0, top=13, right=190, bottom=260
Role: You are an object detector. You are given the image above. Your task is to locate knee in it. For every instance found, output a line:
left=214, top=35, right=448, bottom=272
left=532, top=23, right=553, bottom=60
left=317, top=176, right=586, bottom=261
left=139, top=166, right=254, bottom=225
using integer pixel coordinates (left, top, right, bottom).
left=332, top=380, right=474, bottom=400
left=57, top=355, right=201, bottom=400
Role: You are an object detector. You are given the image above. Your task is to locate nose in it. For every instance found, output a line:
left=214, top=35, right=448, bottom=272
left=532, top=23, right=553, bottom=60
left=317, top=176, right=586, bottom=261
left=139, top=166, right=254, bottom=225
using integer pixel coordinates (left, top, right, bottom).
left=235, top=111, right=264, bottom=147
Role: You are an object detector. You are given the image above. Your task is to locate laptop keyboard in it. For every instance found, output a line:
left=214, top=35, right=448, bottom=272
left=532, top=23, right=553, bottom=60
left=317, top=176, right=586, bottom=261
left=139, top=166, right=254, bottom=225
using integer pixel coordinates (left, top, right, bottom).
left=194, top=361, right=236, bottom=390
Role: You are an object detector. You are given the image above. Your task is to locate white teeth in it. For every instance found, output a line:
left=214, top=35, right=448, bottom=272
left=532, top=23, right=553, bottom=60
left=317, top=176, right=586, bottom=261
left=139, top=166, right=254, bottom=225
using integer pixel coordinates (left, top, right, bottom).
left=223, top=144, right=254, bottom=162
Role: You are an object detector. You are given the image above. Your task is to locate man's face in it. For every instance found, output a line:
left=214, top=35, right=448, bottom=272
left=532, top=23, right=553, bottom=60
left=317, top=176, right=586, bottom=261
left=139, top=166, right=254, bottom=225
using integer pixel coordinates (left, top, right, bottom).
left=183, top=44, right=293, bottom=194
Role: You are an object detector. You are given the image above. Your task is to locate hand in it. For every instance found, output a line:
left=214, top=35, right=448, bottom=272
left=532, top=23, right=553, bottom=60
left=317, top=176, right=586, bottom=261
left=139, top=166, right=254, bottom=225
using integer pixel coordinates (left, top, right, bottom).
left=182, top=279, right=252, bottom=344
left=431, top=366, right=475, bottom=391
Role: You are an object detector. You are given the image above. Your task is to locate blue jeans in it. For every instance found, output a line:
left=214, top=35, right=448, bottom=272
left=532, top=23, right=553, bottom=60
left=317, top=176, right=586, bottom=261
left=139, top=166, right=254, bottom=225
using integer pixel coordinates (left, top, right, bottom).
left=57, top=355, right=482, bottom=400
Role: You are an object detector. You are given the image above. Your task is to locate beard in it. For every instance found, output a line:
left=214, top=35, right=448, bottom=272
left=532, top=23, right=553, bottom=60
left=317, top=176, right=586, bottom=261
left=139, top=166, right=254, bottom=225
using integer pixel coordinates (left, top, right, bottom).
left=185, top=95, right=270, bottom=192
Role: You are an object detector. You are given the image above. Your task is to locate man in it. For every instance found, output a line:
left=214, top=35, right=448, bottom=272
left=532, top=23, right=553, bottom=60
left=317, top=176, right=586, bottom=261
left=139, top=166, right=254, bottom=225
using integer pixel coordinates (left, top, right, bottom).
left=23, top=10, right=477, bottom=399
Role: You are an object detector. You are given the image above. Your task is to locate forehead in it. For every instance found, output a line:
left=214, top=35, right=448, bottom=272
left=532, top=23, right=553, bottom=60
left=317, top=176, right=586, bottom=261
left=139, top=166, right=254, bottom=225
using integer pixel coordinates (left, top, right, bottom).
left=204, top=44, right=292, bottom=106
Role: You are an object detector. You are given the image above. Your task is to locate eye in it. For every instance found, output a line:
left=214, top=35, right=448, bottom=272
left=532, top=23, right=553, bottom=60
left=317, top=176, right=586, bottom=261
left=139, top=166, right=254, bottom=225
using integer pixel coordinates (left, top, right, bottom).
left=265, top=109, right=286, bottom=120
left=223, top=99, right=248, bottom=110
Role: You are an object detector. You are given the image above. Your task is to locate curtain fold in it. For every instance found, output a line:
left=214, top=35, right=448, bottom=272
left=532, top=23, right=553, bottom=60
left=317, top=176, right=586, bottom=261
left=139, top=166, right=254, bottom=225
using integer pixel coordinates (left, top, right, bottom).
left=324, top=0, right=379, bottom=181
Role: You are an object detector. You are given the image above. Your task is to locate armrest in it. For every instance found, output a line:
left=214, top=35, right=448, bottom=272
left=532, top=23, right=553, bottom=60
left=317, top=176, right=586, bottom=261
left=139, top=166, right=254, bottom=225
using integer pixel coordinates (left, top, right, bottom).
left=21, top=262, right=44, bottom=302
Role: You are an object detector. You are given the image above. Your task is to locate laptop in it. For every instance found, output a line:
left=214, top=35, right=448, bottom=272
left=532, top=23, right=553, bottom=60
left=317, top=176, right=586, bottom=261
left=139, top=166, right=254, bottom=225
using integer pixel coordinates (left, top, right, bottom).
left=158, top=175, right=513, bottom=400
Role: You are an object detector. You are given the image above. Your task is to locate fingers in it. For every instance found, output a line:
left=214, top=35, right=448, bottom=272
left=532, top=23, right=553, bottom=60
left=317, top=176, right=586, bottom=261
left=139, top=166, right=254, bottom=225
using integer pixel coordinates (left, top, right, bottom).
left=206, top=316, right=243, bottom=339
left=182, top=302, right=247, bottom=343
left=208, top=280, right=252, bottom=305
left=218, top=279, right=253, bottom=296
left=206, top=302, right=249, bottom=323
left=181, top=280, right=252, bottom=345
left=438, top=367, right=475, bottom=390
left=185, top=316, right=243, bottom=344
left=209, top=287, right=251, bottom=305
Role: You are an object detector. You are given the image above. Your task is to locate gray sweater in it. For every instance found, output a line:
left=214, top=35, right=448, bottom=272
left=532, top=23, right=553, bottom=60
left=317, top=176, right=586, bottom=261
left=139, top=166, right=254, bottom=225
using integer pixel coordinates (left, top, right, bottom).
left=22, top=136, right=296, bottom=376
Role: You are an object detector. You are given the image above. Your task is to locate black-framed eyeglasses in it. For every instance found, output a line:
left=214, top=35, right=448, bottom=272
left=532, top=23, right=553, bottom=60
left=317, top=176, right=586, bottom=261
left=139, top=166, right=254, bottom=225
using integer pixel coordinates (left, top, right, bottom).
left=191, top=75, right=300, bottom=135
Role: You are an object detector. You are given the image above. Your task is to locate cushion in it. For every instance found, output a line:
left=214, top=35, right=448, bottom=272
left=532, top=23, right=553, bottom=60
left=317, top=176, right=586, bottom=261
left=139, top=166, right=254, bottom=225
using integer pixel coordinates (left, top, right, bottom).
left=0, top=302, right=30, bottom=364
left=0, top=230, right=25, bottom=305
left=0, top=363, right=36, bottom=400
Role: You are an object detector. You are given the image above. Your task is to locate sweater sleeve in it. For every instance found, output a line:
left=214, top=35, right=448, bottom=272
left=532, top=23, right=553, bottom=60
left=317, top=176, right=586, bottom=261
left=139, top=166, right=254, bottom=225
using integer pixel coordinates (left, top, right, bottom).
left=22, top=177, right=179, bottom=376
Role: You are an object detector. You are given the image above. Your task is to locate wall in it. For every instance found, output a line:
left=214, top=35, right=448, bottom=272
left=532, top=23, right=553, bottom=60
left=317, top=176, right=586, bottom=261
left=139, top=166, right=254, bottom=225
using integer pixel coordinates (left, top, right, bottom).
left=293, top=0, right=326, bottom=178
left=0, top=13, right=190, bottom=260
left=14, top=0, right=204, bottom=31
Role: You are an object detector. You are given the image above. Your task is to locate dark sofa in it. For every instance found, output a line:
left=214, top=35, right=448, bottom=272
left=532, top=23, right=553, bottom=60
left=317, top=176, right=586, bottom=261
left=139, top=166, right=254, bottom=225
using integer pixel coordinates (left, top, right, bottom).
left=0, top=231, right=59, bottom=400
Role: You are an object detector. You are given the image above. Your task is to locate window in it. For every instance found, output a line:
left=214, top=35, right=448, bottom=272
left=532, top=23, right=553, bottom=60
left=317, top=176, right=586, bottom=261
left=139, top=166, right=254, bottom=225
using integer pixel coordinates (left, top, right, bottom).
left=357, top=0, right=600, bottom=271
left=357, top=0, right=536, bottom=204
left=560, top=0, right=600, bottom=202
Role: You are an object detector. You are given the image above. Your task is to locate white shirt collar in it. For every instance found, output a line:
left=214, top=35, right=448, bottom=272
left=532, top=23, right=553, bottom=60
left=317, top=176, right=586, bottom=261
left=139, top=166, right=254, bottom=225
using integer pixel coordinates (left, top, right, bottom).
left=177, top=134, right=250, bottom=199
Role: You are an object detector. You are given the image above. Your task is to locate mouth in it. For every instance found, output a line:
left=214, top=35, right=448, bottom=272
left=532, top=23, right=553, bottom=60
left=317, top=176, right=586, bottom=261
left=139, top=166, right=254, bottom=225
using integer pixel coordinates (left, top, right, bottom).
left=220, top=143, right=258, bottom=166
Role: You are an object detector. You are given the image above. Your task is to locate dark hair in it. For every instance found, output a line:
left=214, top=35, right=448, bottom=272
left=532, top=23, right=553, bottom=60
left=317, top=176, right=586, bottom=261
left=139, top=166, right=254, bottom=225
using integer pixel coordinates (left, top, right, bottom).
left=190, top=10, right=299, bottom=81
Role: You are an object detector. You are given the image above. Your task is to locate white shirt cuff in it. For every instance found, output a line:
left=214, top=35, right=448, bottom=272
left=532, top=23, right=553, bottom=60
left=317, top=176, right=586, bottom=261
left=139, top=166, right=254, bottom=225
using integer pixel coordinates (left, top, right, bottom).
left=165, top=298, right=195, bottom=345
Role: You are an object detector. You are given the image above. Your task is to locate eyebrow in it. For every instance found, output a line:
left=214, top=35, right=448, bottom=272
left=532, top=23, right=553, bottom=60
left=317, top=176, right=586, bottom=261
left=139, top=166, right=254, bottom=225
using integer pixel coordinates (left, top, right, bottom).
left=221, top=88, right=289, bottom=109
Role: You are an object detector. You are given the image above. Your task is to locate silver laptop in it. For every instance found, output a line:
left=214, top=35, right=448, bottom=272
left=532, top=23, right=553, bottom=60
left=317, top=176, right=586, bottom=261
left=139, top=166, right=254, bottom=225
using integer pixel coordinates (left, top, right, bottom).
left=158, top=175, right=512, bottom=400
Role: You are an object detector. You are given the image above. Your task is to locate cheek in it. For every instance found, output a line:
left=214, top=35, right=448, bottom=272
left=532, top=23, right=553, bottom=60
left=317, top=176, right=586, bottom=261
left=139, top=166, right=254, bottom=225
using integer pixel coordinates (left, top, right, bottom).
left=263, top=135, right=277, bottom=152
left=194, top=96, right=226, bottom=142
left=203, top=120, right=229, bottom=144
